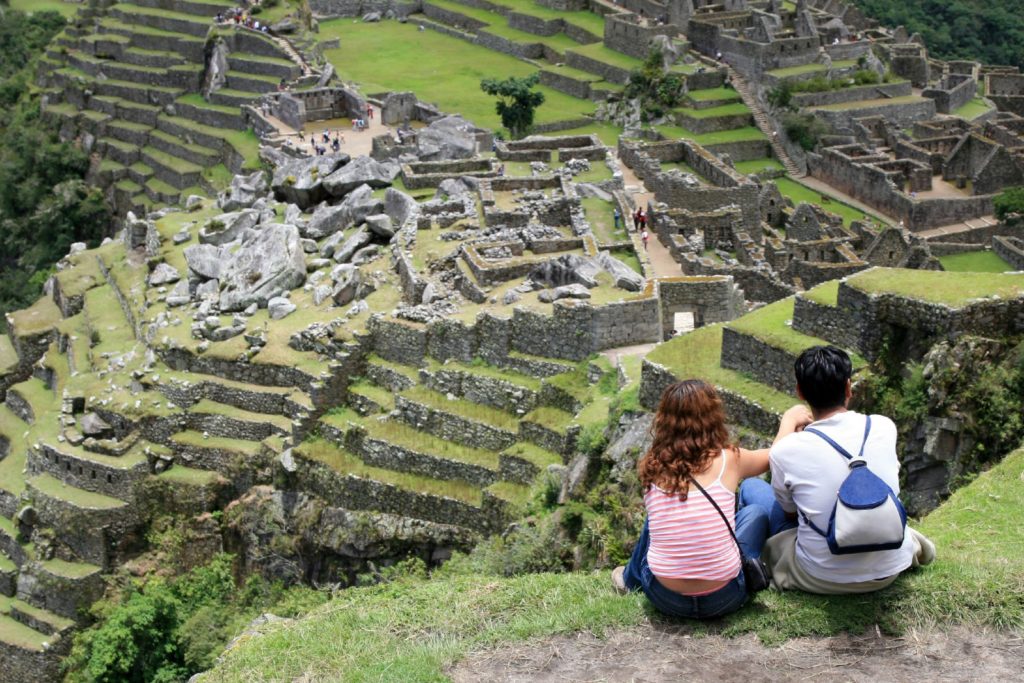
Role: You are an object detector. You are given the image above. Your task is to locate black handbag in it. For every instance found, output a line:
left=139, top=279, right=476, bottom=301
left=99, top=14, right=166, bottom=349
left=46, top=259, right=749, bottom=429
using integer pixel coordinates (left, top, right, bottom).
left=689, top=477, right=772, bottom=594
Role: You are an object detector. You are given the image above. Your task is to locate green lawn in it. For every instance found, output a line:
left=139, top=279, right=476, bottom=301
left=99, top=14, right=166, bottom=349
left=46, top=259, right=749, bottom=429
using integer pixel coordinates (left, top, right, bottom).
left=687, top=87, right=742, bottom=103
left=8, top=0, right=77, bottom=18
left=774, top=177, right=883, bottom=226
left=800, top=279, right=840, bottom=306
left=318, top=19, right=595, bottom=133
left=726, top=297, right=865, bottom=365
left=675, top=102, right=751, bottom=119
left=938, top=250, right=1013, bottom=273
left=646, top=324, right=796, bottom=415
left=565, top=42, right=643, bottom=71
left=733, top=158, right=784, bottom=175
left=810, top=95, right=926, bottom=112
left=953, top=97, right=994, bottom=121
left=847, top=267, right=1024, bottom=306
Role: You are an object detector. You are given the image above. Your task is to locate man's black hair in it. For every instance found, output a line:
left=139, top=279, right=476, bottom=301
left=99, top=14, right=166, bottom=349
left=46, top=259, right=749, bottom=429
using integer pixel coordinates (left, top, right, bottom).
left=794, top=345, right=852, bottom=411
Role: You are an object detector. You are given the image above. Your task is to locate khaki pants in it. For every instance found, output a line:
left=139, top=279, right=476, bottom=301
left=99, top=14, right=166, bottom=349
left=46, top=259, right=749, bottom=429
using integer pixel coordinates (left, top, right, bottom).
left=763, top=527, right=935, bottom=595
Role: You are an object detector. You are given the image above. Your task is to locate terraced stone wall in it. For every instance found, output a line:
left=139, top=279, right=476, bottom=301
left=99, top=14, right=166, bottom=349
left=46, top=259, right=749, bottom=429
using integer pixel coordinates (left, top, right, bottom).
left=590, top=296, right=661, bottom=348
left=790, top=81, right=912, bottom=108
left=922, top=74, right=977, bottom=114
left=994, top=235, right=1024, bottom=270
left=812, top=98, right=938, bottom=133
left=307, top=0, right=420, bottom=18
left=657, top=276, right=744, bottom=337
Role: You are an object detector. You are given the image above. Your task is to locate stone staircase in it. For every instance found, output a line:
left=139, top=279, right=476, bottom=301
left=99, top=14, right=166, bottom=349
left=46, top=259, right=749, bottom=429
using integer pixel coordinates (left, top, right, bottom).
left=37, top=0, right=302, bottom=213
left=267, top=33, right=313, bottom=77
left=724, top=64, right=804, bottom=177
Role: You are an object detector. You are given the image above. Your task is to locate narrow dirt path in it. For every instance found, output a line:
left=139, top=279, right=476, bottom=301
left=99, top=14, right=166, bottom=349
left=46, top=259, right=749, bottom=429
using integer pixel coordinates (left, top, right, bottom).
left=614, top=157, right=684, bottom=278
left=449, top=625, right=1023, bottom=682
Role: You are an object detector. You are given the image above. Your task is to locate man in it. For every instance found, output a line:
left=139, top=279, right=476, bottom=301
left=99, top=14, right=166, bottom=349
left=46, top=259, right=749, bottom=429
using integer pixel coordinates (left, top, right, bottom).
left=740, top=345, right=934, bottom=594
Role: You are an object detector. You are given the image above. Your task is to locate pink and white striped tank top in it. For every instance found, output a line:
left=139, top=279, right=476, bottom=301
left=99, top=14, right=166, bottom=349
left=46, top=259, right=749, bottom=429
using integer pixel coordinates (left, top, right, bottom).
left=644, top=453, right=741, bottom=581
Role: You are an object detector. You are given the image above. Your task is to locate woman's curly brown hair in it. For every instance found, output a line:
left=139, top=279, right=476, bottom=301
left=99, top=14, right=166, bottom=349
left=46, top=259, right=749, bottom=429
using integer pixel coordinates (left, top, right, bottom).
left=638, top=379, right=733, bottom=499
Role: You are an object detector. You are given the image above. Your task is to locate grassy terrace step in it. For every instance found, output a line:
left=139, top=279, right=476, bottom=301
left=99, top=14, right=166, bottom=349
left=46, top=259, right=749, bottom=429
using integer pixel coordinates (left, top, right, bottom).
left=0, top=336, right=16, bottom=376
left=400, top=385, right=519, bottom=431
left=0, top=405, right=29, bottom=497
left=229, top=52, right=298, bottom=70
left=8, top=378, right=55, bottom=424
left=297, top=437, right=484, bottom=506
left=141, top=145, right=204, bottom=174
left=39, top=438, right=148, bottom=472
left=366, top=354, right=420, bottom=381
left=110, top=3, right=213, bottom=29
left=808, top=95, right=929, bottom=112
left=9, top=599, right=75, bottom=636
left=7, top=296, right=61, bottom=339
left=484, top=480, right=530, bottom=508
left=687, top=87, right=742, bottom=103
left=675, top=101, right=751, bottom=118
left=501, top=441, right=562, bottom=470
left=159, top=368, right=314, bottom=412
left=431, top=359, right=542, bottom=392
left=800, top=279, right=840, bottom=306
left=845, top=267, right=1024, bottom=306
left=646, top=324, right=796, bottom=415
left=726, top=297, right=866, bottom=365
left=176, top=93, right=240, bottom=116
left=28, top=474, right=127, bottom=510
left=40, top=557, right=102, bottom=579
left=331, top=412, right=501, bottom=471
left=522, top=405, right=574, bottom=433
left=348, top=382, right=396, bottom=413
left=171, top=429, right=264, bottom=456
left=156, top=465, right=225, bottom=486
left=187, top=398, right=294, bottom=434
left=149, top=128, right=221, bottom=164
left=565, top=42, right=642, bottom=71
left=0, top=613, right=51, bottom=652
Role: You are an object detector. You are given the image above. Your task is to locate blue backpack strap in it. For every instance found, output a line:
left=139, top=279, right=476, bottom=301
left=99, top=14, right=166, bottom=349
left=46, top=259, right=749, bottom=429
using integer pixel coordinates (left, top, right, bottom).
left=798, top=415, right=874, bottom=538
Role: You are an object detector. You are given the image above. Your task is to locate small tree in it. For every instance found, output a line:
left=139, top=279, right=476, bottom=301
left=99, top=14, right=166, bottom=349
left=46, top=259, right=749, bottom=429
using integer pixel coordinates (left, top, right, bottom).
left=994, top=186, right=1024, bottom=220
left=480, top=74, right=545, bottom=139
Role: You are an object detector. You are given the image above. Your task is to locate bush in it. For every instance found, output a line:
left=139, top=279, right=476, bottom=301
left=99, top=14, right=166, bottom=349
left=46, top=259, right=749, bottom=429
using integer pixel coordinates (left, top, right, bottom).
left=994, top=186, right=1024, bottom=220
left=783, top=111, right=829, bottom=150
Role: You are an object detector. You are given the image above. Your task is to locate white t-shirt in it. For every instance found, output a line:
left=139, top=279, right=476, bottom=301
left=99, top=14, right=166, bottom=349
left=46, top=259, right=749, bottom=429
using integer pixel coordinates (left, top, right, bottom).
left=769, top=411, right=915, bottom=583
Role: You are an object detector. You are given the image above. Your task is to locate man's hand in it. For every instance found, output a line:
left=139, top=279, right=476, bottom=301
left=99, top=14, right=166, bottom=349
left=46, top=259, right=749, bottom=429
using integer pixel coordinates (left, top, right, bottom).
left=773, top=404, right=814, bottom=445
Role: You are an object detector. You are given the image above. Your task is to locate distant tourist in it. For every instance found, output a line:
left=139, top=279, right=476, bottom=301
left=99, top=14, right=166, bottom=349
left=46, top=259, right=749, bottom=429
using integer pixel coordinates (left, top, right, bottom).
left=638, top=209, right=647, bottom=231
left=367, top=104, right=374, bottom=120
left=632, top=208, right=641, bottom=231
left=611, top=380, right=812, bottom=618
left=613, top=207, right=621, bottom=230
left=741, top=346, right=936, bottom=594
left=641, top=229, right=649, bottom=249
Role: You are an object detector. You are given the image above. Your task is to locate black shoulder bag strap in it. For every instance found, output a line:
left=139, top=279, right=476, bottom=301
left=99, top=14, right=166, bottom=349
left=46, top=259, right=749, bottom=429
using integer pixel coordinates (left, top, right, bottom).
left=689, top=476, right=744, bottom=558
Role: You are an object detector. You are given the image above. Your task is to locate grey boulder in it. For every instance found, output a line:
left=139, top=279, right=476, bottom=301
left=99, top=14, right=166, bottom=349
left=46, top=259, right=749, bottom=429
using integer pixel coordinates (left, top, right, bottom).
left=337, top=183, right=384, bottom=227
left=219, top=170, right=269, bottom=211
left=218, top=224, right=307, bottom=312
left=416, top=115, right=478, bottom=161
left=596, top=251, right=643, bottom=292
left=304, top=202, right=348, bottom=240
left=384, top=187, right=418, bottom=226
left=363, top=214, right=395, bottom=239
left=538, top=283, right=592, bottom=303
left=268, top=296, right=297, bottom=320
left=199, top=209, right=261, bottom=246
left=331, top=265, right=361, bottom=306
left=333, top=227, right=373, bottom=263
left=184, top=243, right=227, bottom=281
left=272, top=154, right=350, bottom=209
left=148, top=263, right=181, bottom=286
left=322, top=157, right=398, bottom=198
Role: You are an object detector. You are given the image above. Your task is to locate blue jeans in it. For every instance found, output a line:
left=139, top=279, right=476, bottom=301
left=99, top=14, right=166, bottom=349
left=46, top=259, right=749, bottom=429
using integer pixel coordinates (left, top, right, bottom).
left=738, top=477, right=797, bottom=537
left=622, top=502, right=768, bottom=619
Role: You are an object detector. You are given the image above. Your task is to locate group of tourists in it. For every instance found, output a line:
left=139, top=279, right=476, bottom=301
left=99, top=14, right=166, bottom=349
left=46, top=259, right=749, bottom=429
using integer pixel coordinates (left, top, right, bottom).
left=304, top=129, right=344, bottom=156
left=215, top=6, right=271, bottom=33
left=613, top=345, right=935, bottom=619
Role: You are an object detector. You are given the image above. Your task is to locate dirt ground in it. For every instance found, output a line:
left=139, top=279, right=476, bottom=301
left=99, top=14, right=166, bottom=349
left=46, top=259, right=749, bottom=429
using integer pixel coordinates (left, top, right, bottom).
left=448, top=624, right=1023, bottom=682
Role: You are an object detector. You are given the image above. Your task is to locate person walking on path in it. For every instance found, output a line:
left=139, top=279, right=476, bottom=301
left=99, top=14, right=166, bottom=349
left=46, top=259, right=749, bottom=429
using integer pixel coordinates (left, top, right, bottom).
left=632, top=208, right=641, bottom=232
left=614, top=207, right=621, bottom=230
left=641, top=229, right=649, bottom=250
left=367, top=104, right=374, bottom=120
left=638, top=209, right=647, bottom=232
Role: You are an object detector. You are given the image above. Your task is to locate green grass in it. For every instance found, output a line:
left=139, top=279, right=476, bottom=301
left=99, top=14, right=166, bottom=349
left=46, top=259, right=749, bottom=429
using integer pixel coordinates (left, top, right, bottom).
left=8, top=0, right=77, bottom=17
left=646, top=324, right=796, bottom=415
left=188, top=399, right=294, bottom=434
left=296, top=436, right=484, bottom=505
left=156, top=466, right=224, bottom=486
left=29, top=474, right=127, bottom=510
left=847, top=267, right=1024, bottom=306
left=318, top=19, right=594, bottom=133
left=542, top=121, right=623, bottom=147
left=801, top=279, right=840, bottom=306
left=0, top=405, right=29, bottom=496
left=172, top=430, right=263, bottom=456
left=523, top=406, right=574, bottom=433
left=774, top=177, right=881, bottom=226
left=205, top=441, right=1024, bottom=682
left=356, top=416, right=501, bottom=470
left=0, top=613, right=50, bottom=651
left=40, top=557, right=101, bottom=579
left=565, top=42, right=642, bottom=71
left=675, top=102, right=751, bottom=119
left=349, top=382, right=397, bottom=412
left=0, top=336, right=17, bottom=375
left=687, top=87, right=742, bottom=103
left=726, top=297, right=865, bottom=365
left=938, top=250, right=1012, bottom=273
left=7, top=296, right=60, bottom=338
left=733, top=158, right=784, bottom=175
left=953, top=96, right=993, bottom=121
left=440, top=359, right=542, bottom=391
left=401, top=385, right=519, bottom=431
left=582, top=196, right=627, bottom=244
left=502, top=442, right=562, bottom=470
left=810, top=95, right=926, bottom=112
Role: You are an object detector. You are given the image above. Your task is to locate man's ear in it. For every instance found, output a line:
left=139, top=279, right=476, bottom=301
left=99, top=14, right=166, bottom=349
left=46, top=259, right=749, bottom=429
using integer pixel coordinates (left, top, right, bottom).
left=795, top=384, right=805, bottom=401
left=844, top=379, right=852, bottom=405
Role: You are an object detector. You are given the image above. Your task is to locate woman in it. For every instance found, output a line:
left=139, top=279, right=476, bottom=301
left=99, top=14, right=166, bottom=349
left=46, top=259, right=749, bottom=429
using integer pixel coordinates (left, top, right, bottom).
left=612, top=380, right=810, bottom=619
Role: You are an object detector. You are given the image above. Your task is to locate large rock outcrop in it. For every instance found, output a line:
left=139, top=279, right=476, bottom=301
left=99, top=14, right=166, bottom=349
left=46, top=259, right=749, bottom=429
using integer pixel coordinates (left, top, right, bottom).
left=416, top=116, right=478, bottom=161
left=218, top=223, right=307, bottom=311
left=322, top=157, right=399, bottom=198
left=272, top=154, right=350, bottom=209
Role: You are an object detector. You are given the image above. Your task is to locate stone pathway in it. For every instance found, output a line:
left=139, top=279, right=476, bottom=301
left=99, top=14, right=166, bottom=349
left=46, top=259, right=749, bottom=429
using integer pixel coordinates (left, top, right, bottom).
left=918, top=215, right=997, bottom=240
left=613, top=155, right=684, bottom=279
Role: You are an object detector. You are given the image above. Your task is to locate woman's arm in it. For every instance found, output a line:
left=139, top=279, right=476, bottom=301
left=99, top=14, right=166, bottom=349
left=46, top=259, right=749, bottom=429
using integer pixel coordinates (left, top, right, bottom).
left=734, top=405, right=813, bottom=479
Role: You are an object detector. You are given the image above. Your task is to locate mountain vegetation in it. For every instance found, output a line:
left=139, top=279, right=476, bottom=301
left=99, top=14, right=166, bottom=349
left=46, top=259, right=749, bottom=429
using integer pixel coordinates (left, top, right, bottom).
left=856, top=0, right=1024, bottom=69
